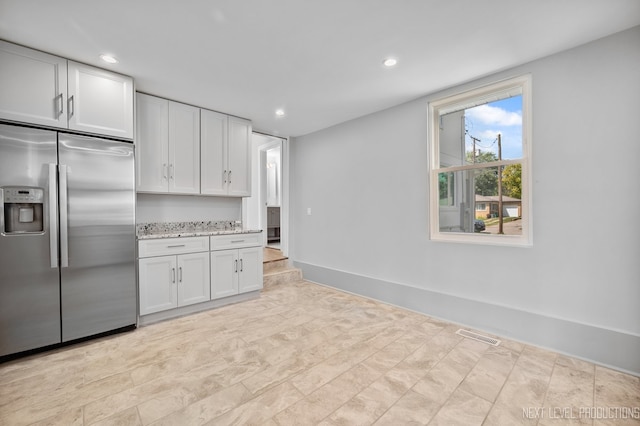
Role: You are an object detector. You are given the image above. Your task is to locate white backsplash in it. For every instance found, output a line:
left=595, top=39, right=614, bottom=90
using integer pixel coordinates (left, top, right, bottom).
left=136, top=193, right=241, bottom=223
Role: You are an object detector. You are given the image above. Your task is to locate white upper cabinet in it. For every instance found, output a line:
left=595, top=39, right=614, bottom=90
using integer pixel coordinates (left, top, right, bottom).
left=136, top=93, right=200, bottom=194
left=0, top=41, right=67, bottom=128
left=136, top=93, right=252, bottom=197
left=67, top=61, right=133, bottom=139
left=201, top=109, right=228, bottom=195
left=201, top=110, right=251, bottom=197
left=168, top=101, right=200, bottom=194
left=136, top=93, right=169, bottom=192
left=0, top=41, right=133, bottom=139
left=227, top=116, right=252, bottom=197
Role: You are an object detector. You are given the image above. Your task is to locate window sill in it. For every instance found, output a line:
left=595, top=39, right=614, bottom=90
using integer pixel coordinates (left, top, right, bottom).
left=430, top=231, right=532, bottom=247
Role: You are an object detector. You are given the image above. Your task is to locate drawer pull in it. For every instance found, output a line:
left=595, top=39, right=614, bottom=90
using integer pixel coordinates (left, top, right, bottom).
left=231, top=240, right=245, bottom=243
left=167, top=244, right=186, bottom=248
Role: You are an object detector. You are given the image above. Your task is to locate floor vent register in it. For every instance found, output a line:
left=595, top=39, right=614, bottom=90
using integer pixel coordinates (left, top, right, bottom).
left=456, top=328, right=501, bottom=346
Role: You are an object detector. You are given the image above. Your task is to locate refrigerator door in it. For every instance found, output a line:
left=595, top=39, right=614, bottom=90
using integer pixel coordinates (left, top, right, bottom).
left=58, top=133, right=136, bottom=342
left=0, top=124, right=60, bottom=356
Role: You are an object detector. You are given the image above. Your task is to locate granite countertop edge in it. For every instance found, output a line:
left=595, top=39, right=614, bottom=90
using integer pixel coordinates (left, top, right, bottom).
left=138, top=229, right=262, bottom=240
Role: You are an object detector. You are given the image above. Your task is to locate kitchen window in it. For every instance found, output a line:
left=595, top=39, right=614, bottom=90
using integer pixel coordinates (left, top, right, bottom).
left=428, top=75, right=532, bottom=246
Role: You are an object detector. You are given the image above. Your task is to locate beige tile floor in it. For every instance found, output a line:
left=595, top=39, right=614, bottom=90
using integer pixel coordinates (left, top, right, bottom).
left=1, top=280, right=639, bottom=425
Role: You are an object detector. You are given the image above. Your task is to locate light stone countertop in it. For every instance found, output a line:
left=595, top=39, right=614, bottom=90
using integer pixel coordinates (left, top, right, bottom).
left=136, top=221, right=262, bottom=240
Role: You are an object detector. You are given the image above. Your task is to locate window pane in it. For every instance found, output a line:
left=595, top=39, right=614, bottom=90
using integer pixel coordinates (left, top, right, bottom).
left=438, top=172, right=454, bottom=206
left=465, top=95, right=523, bottom=162
left=438, top=167, right=522, bottom=235
left=439, top=95, right=523, bottom=168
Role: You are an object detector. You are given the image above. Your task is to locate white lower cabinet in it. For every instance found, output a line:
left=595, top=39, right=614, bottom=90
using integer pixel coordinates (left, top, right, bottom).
left=139, top=255, right=177, bottom=315
left=138, top=237, right=210, bottom=316
left=210, top=246, right=263, bottom=299
left=238, top=247, right=263, bottom=293
left=210, top=249, right=239, bottom=299
left=138, top=233, right=262, bottom=319
left=177, top=252, right=211, bottom=307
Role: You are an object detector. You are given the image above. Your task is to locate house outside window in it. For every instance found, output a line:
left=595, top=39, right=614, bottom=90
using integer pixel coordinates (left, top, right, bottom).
left=428, top=75, right=532, bottom=246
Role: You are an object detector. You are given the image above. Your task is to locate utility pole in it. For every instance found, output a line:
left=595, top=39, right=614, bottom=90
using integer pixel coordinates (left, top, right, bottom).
left=469, top=135, right=481, bottom=163
left=497, top=133, right=504, bottom=234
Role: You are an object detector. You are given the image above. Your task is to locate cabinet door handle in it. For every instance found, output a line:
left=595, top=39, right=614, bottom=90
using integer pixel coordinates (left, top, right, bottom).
left=223, top=170, right=227, bottom=184
left=171, top=267, right=176, bottom=283
left=169, top=164, right=174, bottom=180
left=57, top=93, right=64, bottom=117
left=235, top=259, right=238, bottom=273
left=179, top=267, right=183, bottom=283
left=162, top=163, right=168, bottom=181
left=231, top=240, right=245, bottom=244
left=240, top=258, right=243, bottom=272
left=167, top=244, right=186, bottom=248
left=68, top=95, right=74, bottom=118
left=228, top=170, right=232, bottom=184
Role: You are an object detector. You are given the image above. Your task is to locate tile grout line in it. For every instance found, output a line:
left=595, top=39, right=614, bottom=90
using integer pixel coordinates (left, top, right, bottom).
left=423, top=331, right=488, bottom=425
left=479, top=345, right=521, bottom=425
left=536, top=358, right=558, bottom=426
left=313, top=324, right=421, bottom=424
left=369, top=325, right=463, bottom=425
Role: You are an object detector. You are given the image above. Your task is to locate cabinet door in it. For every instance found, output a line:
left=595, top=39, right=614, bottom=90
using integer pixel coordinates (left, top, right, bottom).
left=168, top=101, right=200, bottom=194
left=177, top=252, right=210, bottom=307
left=227, top=116, right=252, bottom=197
left=0, top=41, right=67, bottom=128
left=210, top=250, right=239, bottom=299
left=139, top=255, right=178, bottom=315
left=201, top=109, right=228, bottom=195
left=136, top=93, right=169, bottom=192
left=238, top=247, right=263, bottom=293
left=67, top=61, right=133, bottom=139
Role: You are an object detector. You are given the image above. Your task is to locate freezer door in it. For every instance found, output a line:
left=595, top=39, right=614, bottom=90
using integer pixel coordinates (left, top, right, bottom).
left=0, top=124, right=60, bottom=356
left=58, top=133, right=136, bottom=342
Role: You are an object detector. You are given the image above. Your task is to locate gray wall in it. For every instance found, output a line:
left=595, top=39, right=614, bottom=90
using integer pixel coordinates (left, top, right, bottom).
left=289, top=26, right=640, bottom=374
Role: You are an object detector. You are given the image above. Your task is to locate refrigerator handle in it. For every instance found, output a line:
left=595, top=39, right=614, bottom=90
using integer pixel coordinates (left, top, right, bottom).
left=48, top=164, right=59, bottom=268
left=59, top=165, right=69, bottom=268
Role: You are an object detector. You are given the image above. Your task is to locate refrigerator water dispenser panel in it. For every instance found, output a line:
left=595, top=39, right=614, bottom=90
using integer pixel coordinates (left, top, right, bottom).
left=1, top=186, right=45, bottom=234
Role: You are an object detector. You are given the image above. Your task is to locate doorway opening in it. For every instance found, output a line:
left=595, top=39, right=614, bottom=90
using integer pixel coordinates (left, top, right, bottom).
left=265, top=145, right=281, bottom=248
left=243, top=132, right=288, bottom=255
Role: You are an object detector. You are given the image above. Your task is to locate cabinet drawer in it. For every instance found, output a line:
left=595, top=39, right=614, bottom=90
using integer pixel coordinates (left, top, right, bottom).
left=210, top=233, right=261, bottom=250
left=139, top=237, right=209, bottom=257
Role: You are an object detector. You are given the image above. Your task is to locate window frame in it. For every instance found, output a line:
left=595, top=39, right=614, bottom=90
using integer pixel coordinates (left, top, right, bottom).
left=428, top=75, right=532, bottom=246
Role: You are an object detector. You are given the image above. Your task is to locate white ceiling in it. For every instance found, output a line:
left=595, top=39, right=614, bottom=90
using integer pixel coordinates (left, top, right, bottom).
left=1, top=1, right=639, bottom=137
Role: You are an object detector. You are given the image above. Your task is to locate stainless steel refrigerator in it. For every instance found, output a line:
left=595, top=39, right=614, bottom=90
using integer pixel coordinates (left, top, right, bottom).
left=0, top=123, right=136, bottom=357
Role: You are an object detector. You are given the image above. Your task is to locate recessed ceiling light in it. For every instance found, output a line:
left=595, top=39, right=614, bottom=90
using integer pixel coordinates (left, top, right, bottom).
left=100, top=54, right=118, bottom=64
left=275, top=109, right=285, bottom=117
left=383, top=58, right=397, bottom=67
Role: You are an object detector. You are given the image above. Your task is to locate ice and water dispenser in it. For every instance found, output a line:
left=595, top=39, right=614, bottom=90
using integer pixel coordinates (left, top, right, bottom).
left=1, top=187, right=45, bottom=234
